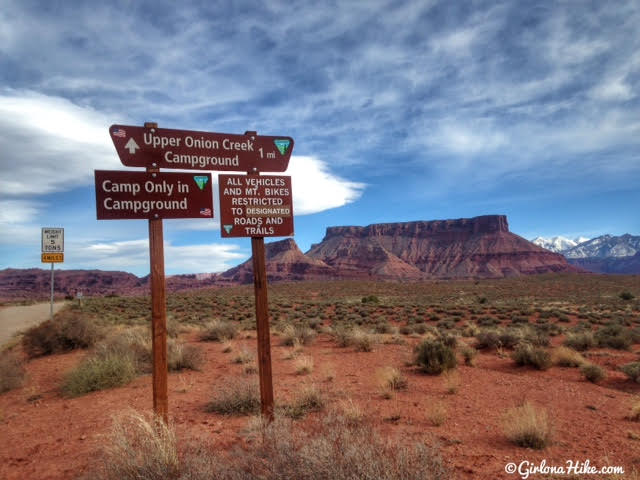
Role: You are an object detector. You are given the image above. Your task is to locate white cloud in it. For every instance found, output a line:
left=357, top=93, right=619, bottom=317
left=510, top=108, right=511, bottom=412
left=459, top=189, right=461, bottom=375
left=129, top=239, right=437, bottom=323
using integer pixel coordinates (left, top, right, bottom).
left=72, top=238, right=247, bottom=275
left=287, top=156, right=365, bottom=214
left=0, top=90, right=121, bottom=195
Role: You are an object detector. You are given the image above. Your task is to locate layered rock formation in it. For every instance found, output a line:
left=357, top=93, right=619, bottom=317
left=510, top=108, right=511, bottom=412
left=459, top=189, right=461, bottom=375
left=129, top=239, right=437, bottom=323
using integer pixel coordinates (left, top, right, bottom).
left=219, top=238, right=335, bottom=283
left=307, top=215, right=577, bottom=279
left=0, top=268, right=145, bottom=301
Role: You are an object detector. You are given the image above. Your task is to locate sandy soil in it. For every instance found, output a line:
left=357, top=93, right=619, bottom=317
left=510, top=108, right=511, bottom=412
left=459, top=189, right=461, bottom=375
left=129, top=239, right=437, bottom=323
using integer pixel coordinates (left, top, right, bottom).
left=0, top=302, right=65, bottom=347
left=1, top=328, right=639, bottom=480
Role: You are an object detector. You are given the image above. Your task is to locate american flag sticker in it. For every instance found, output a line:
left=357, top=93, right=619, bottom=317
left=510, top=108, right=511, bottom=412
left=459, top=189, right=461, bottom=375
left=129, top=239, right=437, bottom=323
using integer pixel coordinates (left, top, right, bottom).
left=112, top=128, right=126, bottom=138
left=200, top=208, right=212, bottom=216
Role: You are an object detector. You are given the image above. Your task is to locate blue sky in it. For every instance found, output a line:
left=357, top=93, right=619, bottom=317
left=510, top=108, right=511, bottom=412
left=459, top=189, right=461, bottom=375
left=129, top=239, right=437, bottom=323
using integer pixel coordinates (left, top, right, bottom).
left=1, top=0, right=639, bottom=276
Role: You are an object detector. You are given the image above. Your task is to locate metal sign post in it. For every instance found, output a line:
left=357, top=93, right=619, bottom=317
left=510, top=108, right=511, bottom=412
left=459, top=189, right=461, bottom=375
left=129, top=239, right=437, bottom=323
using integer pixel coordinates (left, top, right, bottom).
left=41, top=227, right=64, bottom=321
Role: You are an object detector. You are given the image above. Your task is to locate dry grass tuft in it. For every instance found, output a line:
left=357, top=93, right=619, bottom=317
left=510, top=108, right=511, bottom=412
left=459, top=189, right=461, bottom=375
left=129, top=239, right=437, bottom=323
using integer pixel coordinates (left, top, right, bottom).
left=376, top=366, right=408, bottom=397
left=502, top=402, right=552, bottom=449
left=91, top=411, right=179, bottom=480
left=206, top=377, right=260, bottom=416
left=294, top=355, right=314, bottom=375
left=426, top=401, right=447, bottom=426
left=442, top=370, right=460, bottom=394
left=551, top=346, right=586, bottom=368
left=280, top=384, right=325, bottom=419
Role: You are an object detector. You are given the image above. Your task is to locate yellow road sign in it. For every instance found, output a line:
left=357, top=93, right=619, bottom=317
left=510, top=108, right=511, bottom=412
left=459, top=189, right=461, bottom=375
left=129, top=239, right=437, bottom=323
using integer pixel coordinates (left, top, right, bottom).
left=41, top=253, right=64, bottom=263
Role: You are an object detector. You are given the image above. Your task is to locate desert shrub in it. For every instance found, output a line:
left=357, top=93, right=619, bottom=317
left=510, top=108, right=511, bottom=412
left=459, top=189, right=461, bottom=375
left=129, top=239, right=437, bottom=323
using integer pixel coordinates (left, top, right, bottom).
left=279, top=324, right=316, bottom=346
left=0, top=350, right=26, bottom=393
left=503, top=402, right=552, bottom=449
left=443, top=370, right=460, bottom=394
left=594, top=324, right=632, bottom=350
left=294, top=355, right=314, bottom=375
left=460, top=345, right=477, bottom=366
left=206, top=377, right=260, bottom=415
left=232, top=348, right=254, bottom=365
left=63, top=353, right=137, bottom=397
left=96, top=329, right=151, bottom=373
left=581, top=363, right=606, bottom=383
left=563, top=331, right=596, bottom=351
left=167, top=340, right=203, bottom=371
left=551, top=346, right=585, bottom=368
left=351, top=329, right=376, bottom=352
left=475, top=330, right=501, bottom=349
left=361, top=295, right=380, bottom=304
left=414, top=339, right=457, bottom=374
left=376, top=366, right=408, bottom=395
left=200, top=320, right=238, bottom=342
left=179, top=412, right=447, bottom=480
left=498, top=330, right=521, bottom=348
left=620, top=362, right=640, bottom=383
left=511, top=344, right=552, bottom=370
left=426, top=401, right=447, bottom=426
left=280, top=385, right=325, bottom=419
left=620, top=291, right=635, bottom=301
left=22, top=312, right=100, bottom=357
left=89, top=411, right=179, bottom=480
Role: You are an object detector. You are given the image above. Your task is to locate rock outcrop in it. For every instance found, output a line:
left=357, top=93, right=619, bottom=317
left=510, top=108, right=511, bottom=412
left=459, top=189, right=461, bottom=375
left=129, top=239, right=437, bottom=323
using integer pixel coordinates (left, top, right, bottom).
left=0, top=268, right=145, bottom=301
left=219, top=238, right=335, bottom=283
left=307, top=215, right=578, bottom=278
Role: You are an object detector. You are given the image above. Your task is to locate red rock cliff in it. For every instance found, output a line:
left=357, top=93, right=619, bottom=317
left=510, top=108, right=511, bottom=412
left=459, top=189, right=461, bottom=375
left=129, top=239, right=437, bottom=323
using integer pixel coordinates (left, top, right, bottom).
left=307, top=215, right=578, bottom=279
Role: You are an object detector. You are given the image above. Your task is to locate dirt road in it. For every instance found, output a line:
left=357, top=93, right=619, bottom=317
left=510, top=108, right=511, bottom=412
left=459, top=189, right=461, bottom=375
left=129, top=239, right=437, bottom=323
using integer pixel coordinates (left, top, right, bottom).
left=0, top=302, right=65, bottom=347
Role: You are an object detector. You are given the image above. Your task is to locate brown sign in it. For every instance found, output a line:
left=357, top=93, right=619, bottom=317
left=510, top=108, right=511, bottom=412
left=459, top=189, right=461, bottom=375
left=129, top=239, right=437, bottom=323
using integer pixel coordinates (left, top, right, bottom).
left=42, top=253, right=64, bottom=263
left=109, top=124, right=294, bottom=173
left=219, top=174, right=293, bottom=237
left=95, top=170, right=214, bottom=220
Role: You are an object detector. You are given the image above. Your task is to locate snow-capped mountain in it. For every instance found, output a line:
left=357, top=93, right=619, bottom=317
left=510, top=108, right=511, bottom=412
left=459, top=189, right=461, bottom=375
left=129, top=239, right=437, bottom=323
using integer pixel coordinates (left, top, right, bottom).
left=531, top=236, right=590, bottom=253
left=563, top=234, right=640, bottom=259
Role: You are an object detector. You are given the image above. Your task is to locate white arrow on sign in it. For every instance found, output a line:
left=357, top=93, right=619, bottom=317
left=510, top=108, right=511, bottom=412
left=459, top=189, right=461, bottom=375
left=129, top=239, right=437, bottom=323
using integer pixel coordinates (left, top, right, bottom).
left=125, top=138, right=139, bottom=154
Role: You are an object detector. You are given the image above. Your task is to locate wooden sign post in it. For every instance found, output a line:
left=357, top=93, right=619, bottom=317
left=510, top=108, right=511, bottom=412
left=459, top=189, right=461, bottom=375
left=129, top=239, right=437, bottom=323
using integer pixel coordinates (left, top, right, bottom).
left=146, top=122, right=168, bottom=423
left=251, top=236, right=275, bottom=420
left=104, top=122, right=294, bottom=423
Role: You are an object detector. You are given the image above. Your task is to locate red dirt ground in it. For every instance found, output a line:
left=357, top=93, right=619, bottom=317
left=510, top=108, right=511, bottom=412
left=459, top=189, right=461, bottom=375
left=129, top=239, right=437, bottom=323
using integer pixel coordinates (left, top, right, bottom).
left=2, top=331, right=640, bottom=479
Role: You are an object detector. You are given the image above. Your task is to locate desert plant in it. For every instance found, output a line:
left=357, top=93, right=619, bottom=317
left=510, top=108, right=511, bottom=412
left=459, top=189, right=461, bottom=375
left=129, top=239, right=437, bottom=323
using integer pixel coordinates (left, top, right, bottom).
left=63, top=353, right=137, bottom=397
left=581, top=363, right=607, bottom=383
left=594, top=324, right=632, bottom=350
left=167, top=340, right=203, bottom=371
left=502, top=402, right=552, bottom=449
left=232, top=347, right=254, bottom=365
left=279, top=324, right=316, bottom=346
left=0, top=350, right=25, bottom=393
left=361, top=294, right=380, bottom=304
left=443, top=370, right=460, bottom=394
left=475, top=330, right=502, bottom=349
left=91, top=411, right=179, bottom=480
left=563, top=331, right=596, bottom=351
left=376, top=366, right=408, bottom=397
left=551, top=346, right=585, bottom=367
left=620, top=291, right=635, bottom=301
left=200, top=320, right=238, bottom=342
left=22, top=312, right=100, bottom=357
left=620, top=362, right=640, bottom=383
left=206, top=377, right=260, bottom=415
left=280, top=384, right=325, bottom=419
left=426, top=401, right=447, bottom=426
left=511, top=344, right=552, bottom=370
left=414, top=339, right=457, bottom=374
left=351, top=329, right=376, bottom=352
left=294, top=355, right=314, bottom=375
left=459, top=345, right=477, bottom=366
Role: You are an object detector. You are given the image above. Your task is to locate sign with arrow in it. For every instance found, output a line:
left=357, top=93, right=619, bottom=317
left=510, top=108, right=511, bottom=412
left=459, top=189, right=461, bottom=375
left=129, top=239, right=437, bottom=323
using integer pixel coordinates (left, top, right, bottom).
left=109, top=124, right=294, bottom=173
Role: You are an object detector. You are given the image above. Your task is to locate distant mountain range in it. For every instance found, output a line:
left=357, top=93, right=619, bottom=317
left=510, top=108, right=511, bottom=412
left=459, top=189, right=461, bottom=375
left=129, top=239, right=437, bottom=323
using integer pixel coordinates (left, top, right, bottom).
left=2, top=215, right=581, bottom=301
left=531, top=234, right=640, bottom=274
